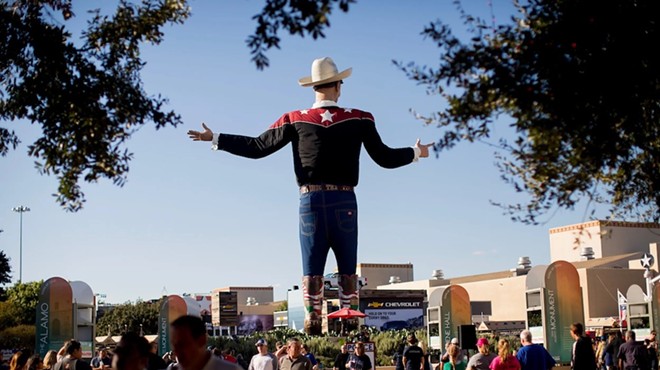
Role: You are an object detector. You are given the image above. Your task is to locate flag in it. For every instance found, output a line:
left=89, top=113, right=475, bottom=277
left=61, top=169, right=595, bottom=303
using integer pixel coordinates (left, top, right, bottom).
left=618, top=289, right=628, bottom=326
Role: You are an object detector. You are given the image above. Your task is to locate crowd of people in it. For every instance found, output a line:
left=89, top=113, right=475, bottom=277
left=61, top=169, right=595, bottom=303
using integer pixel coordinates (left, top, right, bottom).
left=3, top=319, right=660, bottom=370
left=0, top=316, right=382, bottom=370
left=432, top=322, right=659, bottom=370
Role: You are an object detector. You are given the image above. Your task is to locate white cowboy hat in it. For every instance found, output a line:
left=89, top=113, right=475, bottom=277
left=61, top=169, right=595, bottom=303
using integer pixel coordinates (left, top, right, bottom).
left=298, top=57, right=352, bottom=87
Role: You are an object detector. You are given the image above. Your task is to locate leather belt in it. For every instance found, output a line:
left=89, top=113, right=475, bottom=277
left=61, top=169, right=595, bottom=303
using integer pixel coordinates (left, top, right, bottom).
left=300, top=184, right=354, bottom=194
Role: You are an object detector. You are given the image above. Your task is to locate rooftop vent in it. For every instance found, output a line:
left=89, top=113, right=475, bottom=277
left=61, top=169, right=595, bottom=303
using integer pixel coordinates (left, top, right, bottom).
left=431, top=269, right=444, bottom=280
left=512, top=257, right=533, bottom=276
left=580, top=247, right=595, bottom=260
left=517, top=257, right=532, bottom=270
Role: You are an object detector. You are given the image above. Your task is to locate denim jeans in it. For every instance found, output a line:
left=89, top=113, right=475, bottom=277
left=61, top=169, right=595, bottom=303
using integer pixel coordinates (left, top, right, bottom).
left=299, top=190, right=358, bottom=276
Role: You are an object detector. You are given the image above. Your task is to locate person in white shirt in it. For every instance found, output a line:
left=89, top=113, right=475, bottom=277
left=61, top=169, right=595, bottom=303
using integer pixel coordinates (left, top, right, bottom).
left=249, top=339, right=278, bottom=370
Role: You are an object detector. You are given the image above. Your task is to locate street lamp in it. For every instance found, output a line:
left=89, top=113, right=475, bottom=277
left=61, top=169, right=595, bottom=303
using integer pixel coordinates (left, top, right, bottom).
left=11, top=205, right=30, bottom=283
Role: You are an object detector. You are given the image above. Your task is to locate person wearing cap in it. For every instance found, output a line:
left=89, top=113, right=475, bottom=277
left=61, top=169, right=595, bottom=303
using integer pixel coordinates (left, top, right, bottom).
left=443, top=344, right=467, bottom=370
left=441, top=339, right=461, bottom=365
left=403, top=334, right=424, bottom=370
left=249, top=339, right=278, bottom=370
left=466, top=338, right=496, bottom=370
left=188, top=57, right=432, bottom=335
left=515, top=330, right=554, bottom=370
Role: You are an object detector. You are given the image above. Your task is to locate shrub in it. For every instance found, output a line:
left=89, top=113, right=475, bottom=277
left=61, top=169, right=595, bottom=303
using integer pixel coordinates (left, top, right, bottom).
left=0, top=325, right=35, bottom=351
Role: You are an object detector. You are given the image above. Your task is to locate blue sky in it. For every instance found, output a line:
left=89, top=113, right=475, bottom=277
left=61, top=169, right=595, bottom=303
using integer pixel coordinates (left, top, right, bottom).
left=1, top=0, right=598, bottom=303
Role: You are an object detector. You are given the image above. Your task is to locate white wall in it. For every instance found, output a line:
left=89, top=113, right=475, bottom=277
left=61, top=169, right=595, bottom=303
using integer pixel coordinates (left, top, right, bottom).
left=549, top=221, right=660, bottom=262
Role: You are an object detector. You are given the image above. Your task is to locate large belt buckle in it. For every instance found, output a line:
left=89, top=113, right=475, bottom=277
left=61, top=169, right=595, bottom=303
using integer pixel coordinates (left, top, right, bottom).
left=326, top=184, right=338, bottom=191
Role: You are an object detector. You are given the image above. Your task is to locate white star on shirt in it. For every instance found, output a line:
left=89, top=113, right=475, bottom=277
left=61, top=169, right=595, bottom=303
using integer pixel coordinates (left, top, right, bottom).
left=320, top=110, right=335, bottom=123
left=344, top=108, right=353, bottom=113
left=300, top=110, right=309, bottom=114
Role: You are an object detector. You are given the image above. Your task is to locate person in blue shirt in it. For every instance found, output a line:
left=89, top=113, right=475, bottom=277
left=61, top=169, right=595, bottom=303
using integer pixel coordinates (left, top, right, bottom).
left=302, top=345, right=318, bottom=369
left=516, top=330, right=556, bottom=370
left=90, top=348, right=112, bottom=370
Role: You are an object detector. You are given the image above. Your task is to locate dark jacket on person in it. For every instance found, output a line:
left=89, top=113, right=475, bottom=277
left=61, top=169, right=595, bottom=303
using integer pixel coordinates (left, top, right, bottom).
left=618, top=340, right=649, bottom=370
left=572, top=335, right=597, bottom=370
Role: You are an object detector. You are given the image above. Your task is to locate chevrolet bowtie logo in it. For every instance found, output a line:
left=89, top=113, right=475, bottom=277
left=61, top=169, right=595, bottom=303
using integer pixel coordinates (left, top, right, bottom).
left=368, top=302, right=384, bottom=308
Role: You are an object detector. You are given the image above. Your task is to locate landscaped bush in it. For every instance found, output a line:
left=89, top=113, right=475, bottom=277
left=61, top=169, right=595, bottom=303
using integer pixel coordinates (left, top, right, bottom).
left=0, top=324, right=35, bottom=351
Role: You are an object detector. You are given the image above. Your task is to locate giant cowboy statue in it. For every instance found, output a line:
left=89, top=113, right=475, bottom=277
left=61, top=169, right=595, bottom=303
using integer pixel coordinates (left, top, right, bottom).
left=188, top=57, right=432, bottom=335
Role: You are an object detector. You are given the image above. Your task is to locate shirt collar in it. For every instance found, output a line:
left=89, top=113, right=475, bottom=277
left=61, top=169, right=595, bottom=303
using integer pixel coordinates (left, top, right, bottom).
left=312, top=100, right=338, bottom=108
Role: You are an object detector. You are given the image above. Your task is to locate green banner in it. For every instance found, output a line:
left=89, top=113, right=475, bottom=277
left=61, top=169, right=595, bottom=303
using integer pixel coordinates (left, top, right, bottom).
left=440, top=285, right=471, bottom=350
left=651, top=283, right=660, bottom=333
left=35, top=277, right=73, bottom=358
left=158, top=295, right=187, bottom=356
left=543, top=260, right=584, bottom=364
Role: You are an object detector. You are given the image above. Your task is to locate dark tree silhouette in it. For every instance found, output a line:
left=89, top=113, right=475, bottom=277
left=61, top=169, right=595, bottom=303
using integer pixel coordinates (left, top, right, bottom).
left=395, top=0, right=660, bottom=223
left=1, top=0, right=189, bottom=211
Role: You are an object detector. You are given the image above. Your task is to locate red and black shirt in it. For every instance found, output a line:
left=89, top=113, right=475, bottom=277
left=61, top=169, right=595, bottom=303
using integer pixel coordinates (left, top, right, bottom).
left=215, top=105, right=415, bottom=187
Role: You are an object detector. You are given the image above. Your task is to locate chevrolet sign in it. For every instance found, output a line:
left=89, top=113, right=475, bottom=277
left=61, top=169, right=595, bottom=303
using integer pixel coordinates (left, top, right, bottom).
left=367, top=301, right=421, bottom=308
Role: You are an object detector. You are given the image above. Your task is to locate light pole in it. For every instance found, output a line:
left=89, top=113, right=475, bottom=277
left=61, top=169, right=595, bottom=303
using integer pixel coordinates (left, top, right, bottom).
left=11, top=205, right=30, bottom=283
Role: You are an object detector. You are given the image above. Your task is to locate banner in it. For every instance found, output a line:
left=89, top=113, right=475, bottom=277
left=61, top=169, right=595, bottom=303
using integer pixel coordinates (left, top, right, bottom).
left=158, top=295, right=187, bottom=356
left=237, top=315, right=274, bottom=335
left=218, top=292, right=238, bottom=326
left=361, top=299, right=424, bottom=331
left=651, top=285, right=660, bottom=334
left=35, top=277, right=73, bottom=358
left=544, top=260, right=584, bottom=364
left=440, top=285, right=471, bottom=350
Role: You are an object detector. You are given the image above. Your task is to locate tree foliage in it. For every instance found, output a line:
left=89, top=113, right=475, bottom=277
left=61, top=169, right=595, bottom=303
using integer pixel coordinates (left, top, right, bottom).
left=0, top=0, right=189, bottom=211
left=0, top=250, right=11, bottom=299
left=97, top=298, right=162, bottom=335
left=4, top=0, right=658, bottom=222
left=6, top=280, right=43, bottom=325
left=396, top=0, right=660, bottom=223
left=0, top=324, right=35, bottom=351
left=0, top=300, right=19, bottom=330
left=247, top=0, right=354, bottom=69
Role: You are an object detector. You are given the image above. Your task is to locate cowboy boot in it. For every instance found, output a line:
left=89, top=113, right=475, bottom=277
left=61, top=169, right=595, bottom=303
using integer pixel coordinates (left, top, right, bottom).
left=338, top=274, right=359, bottom=310
left=302, top=275, right=324, bottom=335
